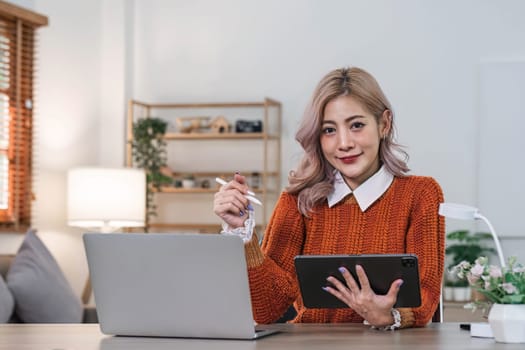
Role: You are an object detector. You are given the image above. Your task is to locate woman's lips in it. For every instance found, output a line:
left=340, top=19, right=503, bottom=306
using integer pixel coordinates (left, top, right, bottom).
left=339, top=154, right=361, bottom=164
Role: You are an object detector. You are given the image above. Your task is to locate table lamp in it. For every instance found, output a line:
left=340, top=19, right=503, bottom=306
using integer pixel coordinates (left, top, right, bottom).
left=438, top=202, right=505, bottom=267
left=67, top=167, right=146, bottom=303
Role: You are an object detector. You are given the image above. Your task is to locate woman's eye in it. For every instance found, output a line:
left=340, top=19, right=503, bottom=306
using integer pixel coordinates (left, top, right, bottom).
left=350, top=122, right=365, bottom=130
left=322, top=127, right=336, bottom=134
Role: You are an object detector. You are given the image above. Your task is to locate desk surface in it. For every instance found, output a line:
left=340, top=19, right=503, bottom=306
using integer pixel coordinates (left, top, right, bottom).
left=0, top=323, right=522, bottom=350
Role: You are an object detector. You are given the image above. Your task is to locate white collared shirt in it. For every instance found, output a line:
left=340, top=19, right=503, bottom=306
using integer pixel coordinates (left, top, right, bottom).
left=327, top=165, right=394, bottom=211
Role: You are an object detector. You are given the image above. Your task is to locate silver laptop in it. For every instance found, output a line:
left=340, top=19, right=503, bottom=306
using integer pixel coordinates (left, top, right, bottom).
left=83, top=233, right=279, bottom=340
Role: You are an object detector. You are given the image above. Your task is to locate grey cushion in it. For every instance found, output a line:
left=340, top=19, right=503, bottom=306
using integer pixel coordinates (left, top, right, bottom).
left=6, top=229, right=82, bottom=323
left=0, top=275, right=14, bottom=322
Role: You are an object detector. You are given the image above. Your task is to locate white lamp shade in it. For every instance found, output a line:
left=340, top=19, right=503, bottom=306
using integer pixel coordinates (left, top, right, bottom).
left=67, top=167, right=146, bottom=230
left=438, top=203, right=479, bottom=220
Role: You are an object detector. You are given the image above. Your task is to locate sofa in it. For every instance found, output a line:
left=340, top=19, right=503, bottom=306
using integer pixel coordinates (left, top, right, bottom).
left=0, top=230, right=98, bottom=323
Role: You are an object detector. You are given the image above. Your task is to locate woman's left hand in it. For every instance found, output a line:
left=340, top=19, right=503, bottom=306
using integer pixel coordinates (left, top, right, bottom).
left=324, top=265, right=403, bottom=327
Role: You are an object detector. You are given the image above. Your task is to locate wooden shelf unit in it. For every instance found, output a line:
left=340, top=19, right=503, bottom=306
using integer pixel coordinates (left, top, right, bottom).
left=163, top=132, right=279, bottom=140
left=126, top=98, right=282, bottom=233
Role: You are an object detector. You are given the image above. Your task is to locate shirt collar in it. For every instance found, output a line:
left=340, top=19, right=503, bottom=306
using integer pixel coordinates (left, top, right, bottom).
left=327, top=165, right=394, bottom=211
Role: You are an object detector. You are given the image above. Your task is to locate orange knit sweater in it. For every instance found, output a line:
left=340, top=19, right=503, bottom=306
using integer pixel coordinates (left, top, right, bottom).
left=244, top=175, right=444, bottom=328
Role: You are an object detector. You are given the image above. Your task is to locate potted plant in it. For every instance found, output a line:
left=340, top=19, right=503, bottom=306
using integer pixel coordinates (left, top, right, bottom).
left=181, top=174, right=196, bottom=189
left=130, top=117, right=172, bottom=227
left=444, top=230, right=496, bottom=301
left=452, top=256, right=525, bottom=343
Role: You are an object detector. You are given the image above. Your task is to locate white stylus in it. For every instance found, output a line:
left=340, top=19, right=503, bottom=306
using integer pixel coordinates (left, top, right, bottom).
left=215, top=177, right=262, bottom=206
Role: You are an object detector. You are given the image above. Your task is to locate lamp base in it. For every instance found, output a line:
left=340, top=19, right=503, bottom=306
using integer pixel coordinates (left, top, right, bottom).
left=81, top=275, right=92, bottom=305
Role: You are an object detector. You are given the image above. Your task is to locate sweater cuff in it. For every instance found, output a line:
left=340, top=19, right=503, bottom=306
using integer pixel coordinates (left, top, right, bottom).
left=397, top=308, right=415, bottom=328
left=244, top=231, right=265, bottom=268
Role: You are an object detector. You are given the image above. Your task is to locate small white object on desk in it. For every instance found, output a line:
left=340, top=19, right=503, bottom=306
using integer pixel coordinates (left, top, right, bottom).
left=470, top=322, right=493, bottom=338
left=215, top=177, right=262, bottom=206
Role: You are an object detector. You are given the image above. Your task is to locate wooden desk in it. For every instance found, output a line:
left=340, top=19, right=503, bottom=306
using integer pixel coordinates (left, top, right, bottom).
left=0, top=323, right=522, bottom=349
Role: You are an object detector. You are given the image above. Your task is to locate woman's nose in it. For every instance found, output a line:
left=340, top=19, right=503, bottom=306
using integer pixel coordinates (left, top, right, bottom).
left=337, top=130, right=354, bottom=150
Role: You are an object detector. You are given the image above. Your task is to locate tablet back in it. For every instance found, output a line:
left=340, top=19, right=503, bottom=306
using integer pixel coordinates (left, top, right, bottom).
left=294, top=254, right=421, bottom=308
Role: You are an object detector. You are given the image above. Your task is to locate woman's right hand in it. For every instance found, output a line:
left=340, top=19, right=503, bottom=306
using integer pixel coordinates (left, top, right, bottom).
left=213, top=173, right=251, bottom=229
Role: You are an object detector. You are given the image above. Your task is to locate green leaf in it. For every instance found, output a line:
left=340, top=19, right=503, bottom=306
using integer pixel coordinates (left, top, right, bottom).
left=499, top=294, right=525, bottom=304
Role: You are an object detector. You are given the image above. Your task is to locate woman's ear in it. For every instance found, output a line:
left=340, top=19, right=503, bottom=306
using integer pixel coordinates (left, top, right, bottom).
left=380, top=109, right=392, bottom=138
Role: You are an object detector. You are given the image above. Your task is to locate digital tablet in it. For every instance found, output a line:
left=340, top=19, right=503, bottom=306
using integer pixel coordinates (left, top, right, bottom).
left=294, top=254, right=421, bottom=308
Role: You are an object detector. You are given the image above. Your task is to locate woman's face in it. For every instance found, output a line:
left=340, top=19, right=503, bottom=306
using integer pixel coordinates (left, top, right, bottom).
left=320, top=95, right=388, bottom=190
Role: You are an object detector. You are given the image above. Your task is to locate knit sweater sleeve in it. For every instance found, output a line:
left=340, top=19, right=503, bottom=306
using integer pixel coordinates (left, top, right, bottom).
left=244, top=191, right=305, bottom=324
left=402, top=177, right=445, bottom=327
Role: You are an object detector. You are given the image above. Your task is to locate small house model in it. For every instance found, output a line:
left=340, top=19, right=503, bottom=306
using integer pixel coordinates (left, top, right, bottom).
left=209, top=116, right=230, bottom=133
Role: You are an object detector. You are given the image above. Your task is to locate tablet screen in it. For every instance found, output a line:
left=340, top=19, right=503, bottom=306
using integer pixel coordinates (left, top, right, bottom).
left=294, top=254, right=421, bottom=308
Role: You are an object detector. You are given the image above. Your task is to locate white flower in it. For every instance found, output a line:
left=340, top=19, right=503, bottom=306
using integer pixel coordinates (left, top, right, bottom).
left=500, top=283, right=518, bottom=294
left=471, top=263, right=484, bottom=277
left=513, top=266, right=525, bottom=273
left=459, top=261, right=471, bottom=269
left=455, top=261, right=471, bottom=279
left=489, top=265, right=502, bottom=278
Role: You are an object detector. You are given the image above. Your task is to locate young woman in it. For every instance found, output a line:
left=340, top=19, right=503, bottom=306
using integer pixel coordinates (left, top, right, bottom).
left=213, top=67, right=444, bottom=330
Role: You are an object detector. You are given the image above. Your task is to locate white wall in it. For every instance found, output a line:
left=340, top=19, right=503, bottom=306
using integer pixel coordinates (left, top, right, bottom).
left=2, top=0, right=524, bottom=295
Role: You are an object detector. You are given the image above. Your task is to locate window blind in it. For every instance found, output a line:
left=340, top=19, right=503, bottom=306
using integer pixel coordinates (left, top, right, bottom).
left=0, top=1, right=47, bottom=231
